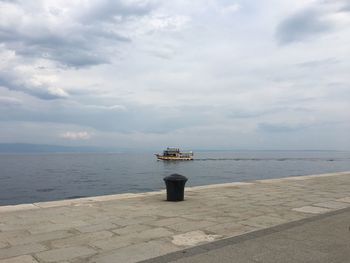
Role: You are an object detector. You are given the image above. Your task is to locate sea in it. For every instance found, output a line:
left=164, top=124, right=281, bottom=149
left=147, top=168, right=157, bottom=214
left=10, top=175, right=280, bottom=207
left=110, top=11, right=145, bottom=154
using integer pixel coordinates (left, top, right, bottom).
left=1, top=151, right=350, bottom=206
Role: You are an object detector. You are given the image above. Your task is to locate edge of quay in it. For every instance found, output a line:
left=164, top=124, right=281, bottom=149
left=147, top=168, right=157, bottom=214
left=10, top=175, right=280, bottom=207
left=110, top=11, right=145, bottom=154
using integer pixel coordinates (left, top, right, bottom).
left=1, top=171, right=349, bottom=213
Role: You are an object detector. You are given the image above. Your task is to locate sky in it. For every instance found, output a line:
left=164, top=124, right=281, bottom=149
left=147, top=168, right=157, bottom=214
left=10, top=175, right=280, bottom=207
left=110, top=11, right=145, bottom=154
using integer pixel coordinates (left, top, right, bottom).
left=0, top=0, right=349, bottom=150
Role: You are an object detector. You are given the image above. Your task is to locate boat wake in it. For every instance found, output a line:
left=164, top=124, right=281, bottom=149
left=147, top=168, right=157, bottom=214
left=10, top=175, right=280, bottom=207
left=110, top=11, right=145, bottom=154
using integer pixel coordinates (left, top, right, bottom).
left=194, top=158, right=344, bottom=162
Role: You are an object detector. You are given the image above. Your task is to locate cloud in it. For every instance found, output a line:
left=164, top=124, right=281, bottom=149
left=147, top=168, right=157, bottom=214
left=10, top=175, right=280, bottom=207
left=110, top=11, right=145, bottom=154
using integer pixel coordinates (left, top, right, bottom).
left=0, top=38, right=69, bottom=100
left=258, top=123, right=306, bottom=133
left=0, top=67, right=69, bottom=100
left=343, top=4, right=350, bottom=12
left=85, top=104, right=127, bottom=111
left=0, top=0, right=152, bottom=68
left=75, top=0, right=153, bottom=23
left=0, top=99, right=212, bottom=134
left=0, top=0, right=349, bottom=150
left=332, top=0, right=350, bottom=12
left=296, top=58, right=339, bottom=68
left=276, top=8, right=333, bottom=44
left=0, top=96, right=21, bottom=107
left=60, top=131, right=92, bottom=140
left=220, top=3, right=240, bottom=14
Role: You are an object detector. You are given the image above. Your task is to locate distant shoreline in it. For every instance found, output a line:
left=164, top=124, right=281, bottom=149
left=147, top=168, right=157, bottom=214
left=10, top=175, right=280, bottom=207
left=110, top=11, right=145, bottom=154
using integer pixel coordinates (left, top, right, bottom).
left=0, top=143, right=348, bottom=154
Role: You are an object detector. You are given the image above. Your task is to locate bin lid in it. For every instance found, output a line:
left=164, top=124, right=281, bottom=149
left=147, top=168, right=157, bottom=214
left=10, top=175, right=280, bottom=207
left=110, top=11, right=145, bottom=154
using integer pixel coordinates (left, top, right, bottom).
left=163, top=173, right=188, bottom=182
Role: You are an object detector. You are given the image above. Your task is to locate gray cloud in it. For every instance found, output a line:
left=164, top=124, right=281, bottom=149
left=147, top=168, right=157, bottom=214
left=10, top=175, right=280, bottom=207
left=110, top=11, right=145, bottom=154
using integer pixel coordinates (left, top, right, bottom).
left=0, top=25, right=127, bottom=68
left=0, top=1, right=151, bottom=68
left=296, top=58, right=339, bottom=68
left=0, top=0, right=154, bottom=100
left=331, top=0, right=350, bottom=12
left=227, top=106, right=313, bottom=119
left=76, top=0, right=153, bottom=23
left=276, top=8, right=333, bottom=44
left=0, top=1, right=349, bottom=149
left=258, top=123, right=306, bottom=133
left=0, top=96, right=21, bottom=107
left=0, top=71, right=68, bottom=100
left=342, top=4, right=350, bottom=12
left=0, top=101, right=210, bottom=134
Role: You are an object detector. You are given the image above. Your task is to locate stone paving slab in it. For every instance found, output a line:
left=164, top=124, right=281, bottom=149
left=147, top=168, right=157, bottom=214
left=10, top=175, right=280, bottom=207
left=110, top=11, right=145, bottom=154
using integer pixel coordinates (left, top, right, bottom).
left=292, top=206, right=332, bottom=214
left=146, top=207, right=350, bottom=263
left=35, top=246, right=96, bottom=262
left=0, top=204, right=39, bottom=213
left=6, top=230, right=75, bottom=246
left=0, top=255, right=39, bottom=263
left=0, top=243, right=47, bottom=260
left=88, top=239, right=180, bottom=263
left=0, top=171, right=349, bottom=262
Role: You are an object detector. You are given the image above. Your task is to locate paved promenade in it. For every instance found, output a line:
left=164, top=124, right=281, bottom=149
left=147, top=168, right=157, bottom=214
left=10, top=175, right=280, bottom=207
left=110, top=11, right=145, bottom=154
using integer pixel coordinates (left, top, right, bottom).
left=0, top=171, right=350, bottom=263
left=144, top=207, right=350, bottom=263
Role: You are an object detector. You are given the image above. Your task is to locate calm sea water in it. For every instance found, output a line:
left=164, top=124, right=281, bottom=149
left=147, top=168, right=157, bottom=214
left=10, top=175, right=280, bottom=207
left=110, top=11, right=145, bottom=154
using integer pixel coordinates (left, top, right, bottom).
left=1, top=151, right=350, bottom=205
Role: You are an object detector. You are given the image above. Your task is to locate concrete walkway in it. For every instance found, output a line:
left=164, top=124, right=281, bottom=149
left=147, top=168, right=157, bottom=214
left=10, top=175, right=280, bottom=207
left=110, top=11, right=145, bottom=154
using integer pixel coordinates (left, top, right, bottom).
left=0, top=171, right=350, bottom=262
left=143, top=207, right=350, bottom=263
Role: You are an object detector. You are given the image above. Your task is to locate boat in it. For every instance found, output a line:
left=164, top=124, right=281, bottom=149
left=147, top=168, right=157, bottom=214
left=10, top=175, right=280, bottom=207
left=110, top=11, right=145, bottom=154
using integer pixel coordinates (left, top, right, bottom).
left=155, top=147, right=194, bottom=161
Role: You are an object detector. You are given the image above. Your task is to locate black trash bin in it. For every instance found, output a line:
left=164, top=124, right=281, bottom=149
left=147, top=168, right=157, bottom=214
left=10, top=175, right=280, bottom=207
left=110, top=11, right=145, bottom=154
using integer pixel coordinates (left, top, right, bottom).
left=163, top=174, right=188, bottom=201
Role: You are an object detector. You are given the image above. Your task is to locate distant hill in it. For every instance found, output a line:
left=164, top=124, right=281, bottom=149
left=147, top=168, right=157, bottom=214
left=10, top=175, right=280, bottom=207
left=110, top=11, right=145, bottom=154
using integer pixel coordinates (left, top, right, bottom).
left=0, top=143, right=113, bottom=153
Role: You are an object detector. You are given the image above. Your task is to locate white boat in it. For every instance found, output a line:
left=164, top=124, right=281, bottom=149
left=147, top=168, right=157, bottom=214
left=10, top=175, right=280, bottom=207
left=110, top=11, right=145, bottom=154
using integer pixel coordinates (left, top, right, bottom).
left=155, top=147, right=194, bottom=161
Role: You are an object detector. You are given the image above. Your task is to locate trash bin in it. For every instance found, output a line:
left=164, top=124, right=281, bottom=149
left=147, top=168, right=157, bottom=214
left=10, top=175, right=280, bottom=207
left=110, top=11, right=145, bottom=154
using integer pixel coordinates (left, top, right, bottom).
left=163, top=174, right=188, bottom=201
